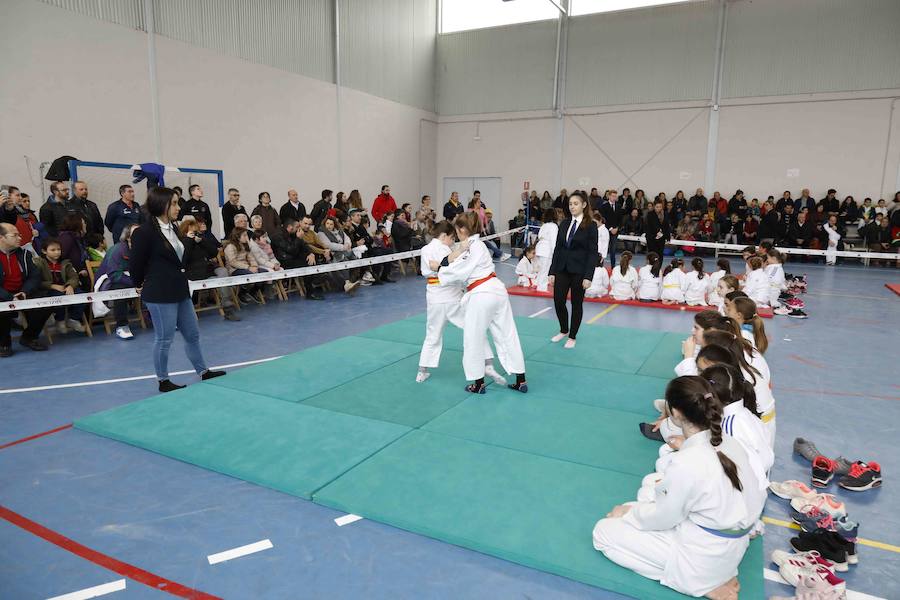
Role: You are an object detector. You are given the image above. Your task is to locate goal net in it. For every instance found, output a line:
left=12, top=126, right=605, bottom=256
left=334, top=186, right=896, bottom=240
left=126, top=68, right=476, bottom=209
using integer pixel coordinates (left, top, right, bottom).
left=64, top=160, right=225, bottom=244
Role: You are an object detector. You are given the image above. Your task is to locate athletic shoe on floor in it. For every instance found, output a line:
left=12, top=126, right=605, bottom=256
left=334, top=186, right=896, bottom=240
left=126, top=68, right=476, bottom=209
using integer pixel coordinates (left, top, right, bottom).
left=791, top=505, right=835, bottom=533
left=791, top=530, right=849, bottom=571
left=65, top=318, right=86, bottom=333
left=415, top=371, right=430, bottom=383
left=564, top=338, right=576, bottom=349
left=833, top=455, right=854, bottom=476
left=778, top=561, right=846, bottom=596
left=771, top=549, right=835, bottom=571
left=484, top=364, right=507, bottom=386
left=774, top=306, right=792, bottom=316
left=498, top=253, right=511, bottom=262
left=821, top=529, right=858, bottom=566
left=834, top=515, right=859, bottom=543
left=791, top=493, right=846, bottom=519
left=786, top=298, right=805, bottom=309
left=794, top=438, right=822, bottom=462
left=362, top=271, right=376, bottom=282
left=838, top=461, right=882, bottom=491
left=812, top=455, right=837, bottom=487
left=115, top=325, right=134, bottom=340
left=787, top=308, right=809, bottom=319
left=769, top=480, right=817, bottom=501
left=465, top=382, right=486, bottom=394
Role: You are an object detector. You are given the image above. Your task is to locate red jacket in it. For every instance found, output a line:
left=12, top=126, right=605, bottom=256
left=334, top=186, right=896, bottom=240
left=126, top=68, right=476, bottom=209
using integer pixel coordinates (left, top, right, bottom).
left=371, top=193, right=397, bottom=223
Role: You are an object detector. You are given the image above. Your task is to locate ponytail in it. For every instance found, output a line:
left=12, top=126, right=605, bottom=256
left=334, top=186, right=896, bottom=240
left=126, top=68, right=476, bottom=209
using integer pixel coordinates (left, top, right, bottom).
left=665, top=376, right=742, bottom=491
left=702, top=329, right=760, bottom=384
left=716, top=258, right=731, bottom=274
left=646, top=251, right=661, bottom=278
left=733, top=296, right=768, bottom=354
left=453, top=212, right=480, bottom=236
left=619, top=250, right=633, bottom=276
left=701, top=363, right=759, bottom=416
left=662, top=258, right=683, bottom=278
left=692, top=257, right=705, bottom=280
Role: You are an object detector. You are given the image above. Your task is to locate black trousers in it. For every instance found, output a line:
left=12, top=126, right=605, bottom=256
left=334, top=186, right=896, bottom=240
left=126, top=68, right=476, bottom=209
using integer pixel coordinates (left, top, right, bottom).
left=0, top=307, right=52, bottom=346
left=553, top=270, right=586, bottom=339
left=647, top=238, right=666, bottom=258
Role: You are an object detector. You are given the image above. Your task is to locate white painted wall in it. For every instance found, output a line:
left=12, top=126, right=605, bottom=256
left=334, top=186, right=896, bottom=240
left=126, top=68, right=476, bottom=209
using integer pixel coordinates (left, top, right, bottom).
left=1, top=0, right=437, bottom=230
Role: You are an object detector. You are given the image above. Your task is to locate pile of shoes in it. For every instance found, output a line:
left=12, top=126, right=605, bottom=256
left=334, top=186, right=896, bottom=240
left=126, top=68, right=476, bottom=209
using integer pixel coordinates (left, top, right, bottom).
left=770, top=548, right=846, bottom=599
left=795, top=437, right=883, bottom=492
left=775, top=274, right=808, bottom=319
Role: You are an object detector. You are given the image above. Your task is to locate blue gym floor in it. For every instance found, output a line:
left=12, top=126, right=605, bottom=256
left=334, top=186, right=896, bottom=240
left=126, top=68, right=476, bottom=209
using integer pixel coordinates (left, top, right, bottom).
left=1, top=253, right=897, bottom=599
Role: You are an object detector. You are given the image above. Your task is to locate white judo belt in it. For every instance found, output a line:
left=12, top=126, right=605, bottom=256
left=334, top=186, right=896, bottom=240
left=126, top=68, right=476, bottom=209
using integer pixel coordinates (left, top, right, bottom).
left=0, top=228, right=523, bottom=312
left=617, top=234, right=899, bottom=260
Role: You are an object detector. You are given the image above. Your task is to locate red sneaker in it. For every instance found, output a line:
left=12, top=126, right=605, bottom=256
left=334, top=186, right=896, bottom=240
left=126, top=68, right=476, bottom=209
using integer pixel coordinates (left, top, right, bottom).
left=812, top=455, right=837, bottom=488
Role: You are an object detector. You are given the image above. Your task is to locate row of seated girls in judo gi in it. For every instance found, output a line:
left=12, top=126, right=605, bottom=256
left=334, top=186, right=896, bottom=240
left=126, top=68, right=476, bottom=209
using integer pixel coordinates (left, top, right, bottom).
left=593, top=306, right=775, bottom=599
left=418, top=214, right=528, bottom=394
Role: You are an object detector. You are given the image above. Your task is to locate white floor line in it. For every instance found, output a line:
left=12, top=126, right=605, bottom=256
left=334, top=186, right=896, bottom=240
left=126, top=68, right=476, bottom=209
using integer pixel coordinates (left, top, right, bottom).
left=334, top=513, right=364, bottom=527
left=0, top=356, right=283, bottom=395
left=528, top=307, right=552, bottom=318
left=207, top=539, right=273, bottom=565
left=763, top=568, right=884, bottom=600
left=46, top=579, right=126, bottom=600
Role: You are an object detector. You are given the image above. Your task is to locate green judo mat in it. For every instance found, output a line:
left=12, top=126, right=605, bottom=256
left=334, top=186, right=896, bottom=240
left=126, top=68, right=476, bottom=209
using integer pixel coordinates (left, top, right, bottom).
left=75, top=316, right=762, bottom=599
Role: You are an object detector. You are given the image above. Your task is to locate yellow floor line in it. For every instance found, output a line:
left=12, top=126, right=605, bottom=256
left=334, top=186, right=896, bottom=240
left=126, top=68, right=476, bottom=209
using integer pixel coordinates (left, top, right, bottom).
left=587, top=304, right=619, bottom=324
left=762, top=516, right=900, bottom=553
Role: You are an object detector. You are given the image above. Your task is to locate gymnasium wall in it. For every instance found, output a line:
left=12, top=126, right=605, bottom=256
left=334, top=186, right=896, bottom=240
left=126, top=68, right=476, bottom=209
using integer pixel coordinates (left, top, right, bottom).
left=434, top=0, right=900, bottom=228
left=1, top=0, right=437, bottom=217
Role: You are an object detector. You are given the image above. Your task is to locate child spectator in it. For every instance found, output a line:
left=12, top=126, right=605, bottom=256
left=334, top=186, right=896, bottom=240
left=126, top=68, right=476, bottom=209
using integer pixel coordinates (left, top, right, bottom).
left=33, top=238, right=85, bottom=334
left=85, top=233, right=106, bottom=262
left=57, top=214, right=89, bottom=289
left=515, top=246, right=539, bottom=288
left=723, top=214, right=741, bottom=244
left=223, top=227, right=266, bottom=304
left=595, top=212, right=610, bottom=265
left=660, top=258, right=685, bottom=304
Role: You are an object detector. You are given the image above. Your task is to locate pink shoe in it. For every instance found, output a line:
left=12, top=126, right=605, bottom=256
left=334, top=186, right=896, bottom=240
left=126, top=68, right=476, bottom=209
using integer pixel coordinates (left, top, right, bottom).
left=791, top=494, right=847, bottom=519
left=770, top=480, right=817, bottom=501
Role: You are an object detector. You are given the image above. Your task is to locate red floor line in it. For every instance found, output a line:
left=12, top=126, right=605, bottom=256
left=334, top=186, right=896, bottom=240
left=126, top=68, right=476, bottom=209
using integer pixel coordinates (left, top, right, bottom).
left=0, top=424, right=73, bottom=450
left=775, top=386, right=900, bottom=401
left=885, top=283, right=900, bottom=297
left=0, top=505, right=221, bottom=600
left=787, top=355, right=827, bottom=369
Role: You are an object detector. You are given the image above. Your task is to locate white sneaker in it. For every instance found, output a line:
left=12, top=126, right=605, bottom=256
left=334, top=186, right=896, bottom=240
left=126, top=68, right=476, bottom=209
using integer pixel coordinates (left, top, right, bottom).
left=115, top=326, right=134, bottom=340
left=415, top=370, right=430, bottom=383
left=344, top=280, right=361, bottom=294
left=484, top=364, right=507, bottom=386
left=66, top=318, right=85, bottom=333
left=564, top=338, right=576, bottom=349
left=499, top=253, right=511, bottom=262
left=774, top=306, right=791, bottom=316
left=551, top=333, right=567, bottom=343
left=55, top=320, right=68, bottom=334
left=362, top=271, right=376, bottom=282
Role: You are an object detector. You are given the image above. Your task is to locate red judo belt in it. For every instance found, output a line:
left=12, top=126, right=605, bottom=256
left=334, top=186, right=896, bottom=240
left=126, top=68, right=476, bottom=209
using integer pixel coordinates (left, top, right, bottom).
left=467, top=273, right=496, bottom=292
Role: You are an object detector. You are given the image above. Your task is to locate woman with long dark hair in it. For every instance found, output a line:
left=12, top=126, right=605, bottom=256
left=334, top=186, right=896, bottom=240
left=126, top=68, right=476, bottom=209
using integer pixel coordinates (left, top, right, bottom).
left=548, top=192, right=598, bottom=349
left=129, top=187, right=224, bottom=392
left=593, top=376, right=762, bottom=600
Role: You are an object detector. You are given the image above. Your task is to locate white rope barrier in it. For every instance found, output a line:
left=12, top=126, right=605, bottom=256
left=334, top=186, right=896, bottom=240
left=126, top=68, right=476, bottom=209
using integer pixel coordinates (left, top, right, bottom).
left=0, top=228, right=523, bottom=313
left=617, top=234, right=899, bottom=261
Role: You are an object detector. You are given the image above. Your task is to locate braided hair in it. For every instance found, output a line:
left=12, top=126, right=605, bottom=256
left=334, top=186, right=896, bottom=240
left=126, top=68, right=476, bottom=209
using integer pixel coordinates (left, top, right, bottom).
left=701, top=363, right=761, bottom=418
left=665, top=376, right=742, bottom=491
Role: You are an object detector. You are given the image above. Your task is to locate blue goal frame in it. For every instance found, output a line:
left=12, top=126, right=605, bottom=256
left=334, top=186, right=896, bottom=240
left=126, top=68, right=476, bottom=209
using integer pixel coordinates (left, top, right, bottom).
left=67, top=160, right=225, bottom=209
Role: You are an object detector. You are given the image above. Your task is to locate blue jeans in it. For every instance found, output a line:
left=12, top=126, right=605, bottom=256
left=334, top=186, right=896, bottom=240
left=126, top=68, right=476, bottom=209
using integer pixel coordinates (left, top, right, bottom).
left=145, top=298, right=209, bottom=381
left=484, top=240, right=503, bottom=259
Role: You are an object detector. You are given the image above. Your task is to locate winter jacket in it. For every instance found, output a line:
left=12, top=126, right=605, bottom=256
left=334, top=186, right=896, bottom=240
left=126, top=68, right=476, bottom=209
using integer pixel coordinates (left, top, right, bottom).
left=371, top=193, right=397, bottom=223
left=33, top=256, right=80, bottom=290
left=104, top=199, right=145, bottom=243
left=181, top=235, right=219, bottom=280
left=250, top=204, right=282, bottom=237
left=39, top=198, right=69, bottom=237
left=178, top=198, right=213, bottom=226
left=310, top=199, right=332, bottom=227
left=0, top=247, right=42, bottom=300
left=279, top=200, right=306, bottom=224
left=223, top=242, right=258, bottom=273
left=58, top=230, right=87, bottom=271
left=222, top=203, right=248, bottom=237
left=67, top=197, right=104, bottom=237
left=96, top=241, right=133, bottom=286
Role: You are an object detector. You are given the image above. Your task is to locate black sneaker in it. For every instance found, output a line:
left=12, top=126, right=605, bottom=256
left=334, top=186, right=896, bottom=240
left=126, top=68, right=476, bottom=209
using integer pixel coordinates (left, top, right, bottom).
left=791, top=530, right=848, bottom=572
left=201, top=369, right=226, bottom=381
left=787, top=309, right=808, bottom=319
left=159, top=379, right=186, bottom=393
left=821, top=530, right=858, bottom=566
left=838, top=461, right=882, bottom=492
left=19, top=338, right=48, bottom=351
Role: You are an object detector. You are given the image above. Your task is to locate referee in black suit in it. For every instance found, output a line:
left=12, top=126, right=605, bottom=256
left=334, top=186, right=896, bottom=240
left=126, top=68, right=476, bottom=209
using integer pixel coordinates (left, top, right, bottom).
left=549, top=192, right=598, bottom=349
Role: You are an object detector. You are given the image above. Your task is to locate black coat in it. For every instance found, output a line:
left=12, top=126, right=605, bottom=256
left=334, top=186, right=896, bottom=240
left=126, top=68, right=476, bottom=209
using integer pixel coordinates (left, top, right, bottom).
left=310, top=200, right=332, bottom=227
left=279, top=201, right=307, bottom=224
left=599, top=200, right=626, bottom=230
left=550, top=219, right=599, bottom=280
left=222, top=203, right=248, bottom=237
left=179, top=199, right=213, bottom=226
left=67, top=198, right=104, bottom=237
left=129, top=222, right=191, bottom=303
left=645, top=210, right=670, bottom=243
left=182, top=234, right=220, bottom=280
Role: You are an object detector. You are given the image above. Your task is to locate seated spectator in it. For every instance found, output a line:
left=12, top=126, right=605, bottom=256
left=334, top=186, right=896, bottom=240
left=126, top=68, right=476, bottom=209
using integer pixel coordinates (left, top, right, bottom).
left=838, top=195, right=858, bottom=227
left=723, top=214, right=741, bottom=244
left=316, top=215, right=361, bottom=293
left=483, top=208, right=509, bottom=261
left=860, top=213, right=892, bottom=266
left=179, top=219, right=239, bottom=321
left=390, top=208, right=414, bottom=252
left=222, top=188, right=248, bottom=238
left=271, top=218, right=326, bottom=300
left=223, top=227, right=266, bottom=304
left=875, top=197, right=889, bottom=217
left=232, top=212, right=250, bottom=235
left=749, top=198, right=761, bottom=220
left=674, top=215, right=696, bottom=243
left=58, top=214, right=89, bottom=289
left=33, top=237, right=85, bottom=334
left=251, top=191, right=282, bottom=237
left=249, top=215, right=283, bottom=271
left=758, top=201, right=782, bottom=245
left=85, top=233, right=106, bottom=262
left=0, top=223, right=52, bottom=355
left=687, top=188, right=707, bottom=221
left=696, top=213, right=715, bottom=242
left=858, top=197, right=875, bottom=227
left=620, top=208, right=643, bottom=253
left=95, top=223, right=149, bottom=337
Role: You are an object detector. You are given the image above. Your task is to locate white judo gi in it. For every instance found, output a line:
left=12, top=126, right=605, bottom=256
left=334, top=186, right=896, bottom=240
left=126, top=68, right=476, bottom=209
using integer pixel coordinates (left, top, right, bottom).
left=585, top=265, right=609, bottom=298
left=637, top=265, right=661, bottom=301
left=593, top=432, right=763, bottom=598
left=515, top=255, right=539, bottom=288
left=535, top=222, right=558, bottom=292
left=437, top=235, right=526, bottom=381
left=824, top=223, right=841, bottom=265
left=764, top=263, right=786, bottom=308
left=660, top=269, right=686, bottom=303
left=742, top=268, right=770, bottom=307
left=419, top=239, right=494, bottom=369
left=609, top=265, right=639, bottom=300
left=706, top=269, right=727, bottom=308
left=682, top=273, right=708, bottom=306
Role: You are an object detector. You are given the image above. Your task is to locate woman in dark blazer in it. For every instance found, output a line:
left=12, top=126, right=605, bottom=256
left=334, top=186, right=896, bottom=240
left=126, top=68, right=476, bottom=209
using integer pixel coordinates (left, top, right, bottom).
left=549, top=192, right=598, bottom=348
left=645, top=198, right=670, bottom=258
left=130, top=187, right=224, bottom=392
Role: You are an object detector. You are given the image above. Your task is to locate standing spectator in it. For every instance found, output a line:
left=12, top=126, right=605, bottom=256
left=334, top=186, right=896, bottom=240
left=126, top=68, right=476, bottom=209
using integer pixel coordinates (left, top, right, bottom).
left=251, top=191, right=282, bottom=237
left=645, top=199, right=670, bottom=257
left=178, top=184, right=213, bottom=227
left=589, top=188, right=603, bottom=212
left=553, top=188, right=569, bottom=217
left=221, top=188, right=247, bottom=238
left=130, top=187, right=225, bottom=392
left=173, top=186, right=185, bottom=210
left=419, top=195, right=436, bottom=221
left=775, top=190, right=793, bottom=213
left=687, top=188, right=708, bottom=221
left=280, top=189, right=306, bottom=224
left=371, top=184, right=397, bottom=223
left=105, top=184, right=145, bottom=244
left=728, top=190, right=748, bottom=220
left=599, top=189, right=625, bottom=265
left=0, top=223, right=52, bottom=355
left=1, top=185, right=18, bottom=225
left=443, top=191, right=464, bottom=221
left=310, top=189, right=333, bottom=227
left=96, top=223, right=144, bottom=338
left=15, top=192, right=40, bottom=254
left=68, top=181, right=104, bottom=237
left=40, top=181, right=71, bottom=237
